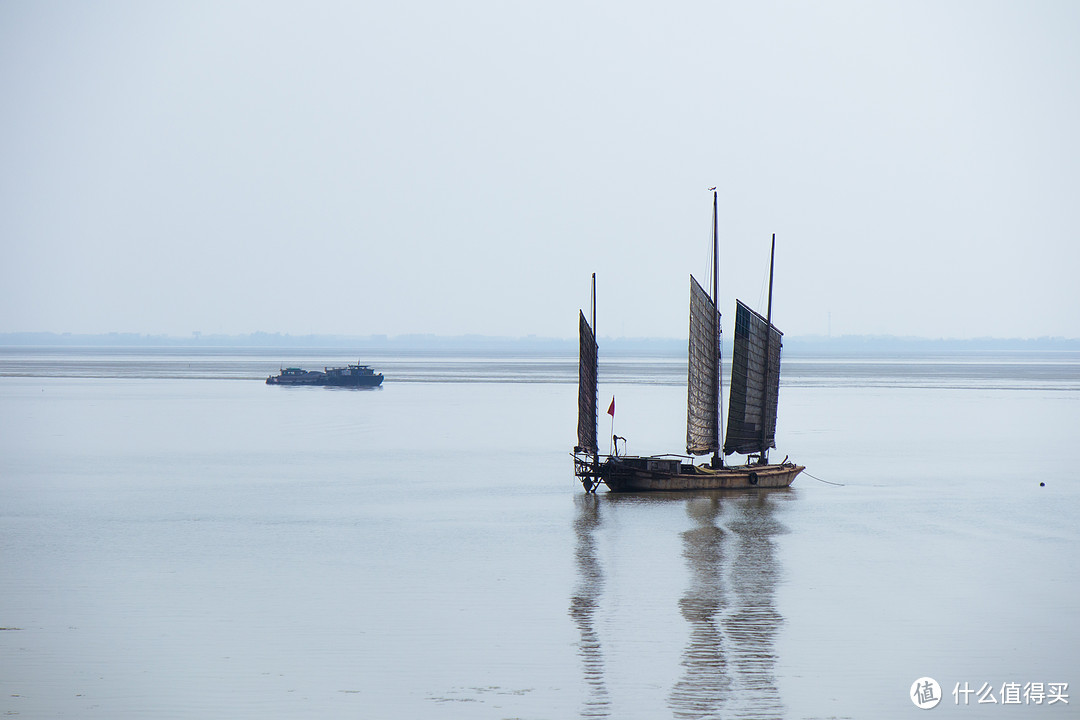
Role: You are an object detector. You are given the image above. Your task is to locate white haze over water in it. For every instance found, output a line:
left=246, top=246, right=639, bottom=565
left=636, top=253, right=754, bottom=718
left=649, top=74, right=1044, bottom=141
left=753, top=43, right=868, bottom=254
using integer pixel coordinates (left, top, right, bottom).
left=1, top=1, right=1079, bottom=340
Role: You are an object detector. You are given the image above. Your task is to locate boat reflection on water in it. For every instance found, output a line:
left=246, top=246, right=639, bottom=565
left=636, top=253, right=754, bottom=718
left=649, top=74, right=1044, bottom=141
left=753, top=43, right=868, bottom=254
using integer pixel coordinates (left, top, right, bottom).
left=719, top=491, right=786, bottom=719
left=571, top=490, right=788, bottom=719
left=570, top=493, right=611, bottom=718
left=668, top=495, right=731, bottom=717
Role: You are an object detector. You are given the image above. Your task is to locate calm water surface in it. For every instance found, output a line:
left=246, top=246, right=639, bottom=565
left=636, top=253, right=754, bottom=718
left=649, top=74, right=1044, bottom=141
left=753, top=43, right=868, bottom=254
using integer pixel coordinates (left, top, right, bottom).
left=1, top=348, right=1077, bottom=719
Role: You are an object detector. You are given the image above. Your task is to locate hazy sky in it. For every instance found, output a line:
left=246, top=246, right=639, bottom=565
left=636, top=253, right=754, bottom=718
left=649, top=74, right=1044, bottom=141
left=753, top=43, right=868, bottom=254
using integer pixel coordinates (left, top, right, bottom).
left=2, top=1, right=1078, bottom=340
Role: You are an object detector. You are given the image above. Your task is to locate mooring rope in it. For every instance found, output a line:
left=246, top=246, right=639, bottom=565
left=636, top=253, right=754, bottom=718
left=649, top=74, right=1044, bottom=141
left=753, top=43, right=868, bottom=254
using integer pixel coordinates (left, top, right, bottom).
left=803, top=470, right=845, bottom=486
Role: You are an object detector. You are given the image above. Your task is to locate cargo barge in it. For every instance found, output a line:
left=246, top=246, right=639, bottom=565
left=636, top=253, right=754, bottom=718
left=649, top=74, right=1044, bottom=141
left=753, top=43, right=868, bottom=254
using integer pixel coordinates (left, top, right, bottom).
left=266, top=362, right=383, bottom=387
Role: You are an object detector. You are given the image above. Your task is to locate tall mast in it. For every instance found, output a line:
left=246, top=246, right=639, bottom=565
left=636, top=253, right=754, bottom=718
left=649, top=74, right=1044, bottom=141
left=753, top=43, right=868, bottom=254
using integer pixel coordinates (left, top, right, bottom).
left=591, top=273, right=598, bottom=469
left=712, top=190, right=722, bottom=467
left=759, top=233, right=775, bottom=463
left=591, top=273, right=596, bottom=345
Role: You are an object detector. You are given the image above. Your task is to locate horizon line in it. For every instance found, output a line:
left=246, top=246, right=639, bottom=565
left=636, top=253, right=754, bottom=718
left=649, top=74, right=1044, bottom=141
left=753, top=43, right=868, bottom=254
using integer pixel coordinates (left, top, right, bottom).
left=1, top=331, right=1079, bottom=347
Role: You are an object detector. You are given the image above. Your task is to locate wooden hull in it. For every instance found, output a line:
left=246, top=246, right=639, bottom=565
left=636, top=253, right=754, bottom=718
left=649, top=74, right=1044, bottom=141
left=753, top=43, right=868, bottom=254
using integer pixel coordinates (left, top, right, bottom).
left=598, top=457, right=803, bottom=493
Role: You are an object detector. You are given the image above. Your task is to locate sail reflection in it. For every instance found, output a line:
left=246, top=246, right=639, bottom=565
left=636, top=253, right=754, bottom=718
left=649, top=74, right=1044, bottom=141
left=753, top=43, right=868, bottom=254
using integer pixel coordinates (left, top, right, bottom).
left=669, top=496, right=731, bottom=718
left=723, top=491, right=786, bottom=719
left=669, top=490, right=788, bottom=720
left=570, top=493, right=610, bottom=718
left=570, top=490, right=788, bottom=718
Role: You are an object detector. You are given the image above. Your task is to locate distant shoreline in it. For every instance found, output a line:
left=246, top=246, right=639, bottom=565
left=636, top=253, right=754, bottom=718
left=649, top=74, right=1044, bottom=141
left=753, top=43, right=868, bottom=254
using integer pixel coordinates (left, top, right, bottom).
left=2, top=332, right=1078, bottom=355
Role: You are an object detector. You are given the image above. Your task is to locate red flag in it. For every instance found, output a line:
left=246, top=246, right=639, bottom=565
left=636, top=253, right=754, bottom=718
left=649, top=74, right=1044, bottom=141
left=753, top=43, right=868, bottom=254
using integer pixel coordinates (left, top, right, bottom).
left=607, top=396, right=615, bottom=417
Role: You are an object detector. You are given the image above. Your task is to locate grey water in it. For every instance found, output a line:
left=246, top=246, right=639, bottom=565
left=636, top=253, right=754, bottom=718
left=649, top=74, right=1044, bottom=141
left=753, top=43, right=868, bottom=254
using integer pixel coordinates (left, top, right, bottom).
left=1, top=348, right=1077, bottom=719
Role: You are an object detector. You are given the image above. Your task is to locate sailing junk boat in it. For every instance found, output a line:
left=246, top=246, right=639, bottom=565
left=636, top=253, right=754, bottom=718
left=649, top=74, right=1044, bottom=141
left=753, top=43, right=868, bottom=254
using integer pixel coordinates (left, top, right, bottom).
left=573, top=192, right=803, bottom=492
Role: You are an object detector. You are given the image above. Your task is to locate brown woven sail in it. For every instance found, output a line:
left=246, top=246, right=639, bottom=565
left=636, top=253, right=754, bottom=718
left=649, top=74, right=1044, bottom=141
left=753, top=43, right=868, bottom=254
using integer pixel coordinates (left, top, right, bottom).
left=724, top=299, right=783, bottom=456
left=686, top=275, right=720, bottom=456
left=577, top=310, right=598, bottom=454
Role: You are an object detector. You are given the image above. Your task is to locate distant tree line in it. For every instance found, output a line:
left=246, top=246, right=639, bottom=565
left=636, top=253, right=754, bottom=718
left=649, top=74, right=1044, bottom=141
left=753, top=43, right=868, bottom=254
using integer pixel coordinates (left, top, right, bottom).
left=2, top=332, right=1078, bottom=355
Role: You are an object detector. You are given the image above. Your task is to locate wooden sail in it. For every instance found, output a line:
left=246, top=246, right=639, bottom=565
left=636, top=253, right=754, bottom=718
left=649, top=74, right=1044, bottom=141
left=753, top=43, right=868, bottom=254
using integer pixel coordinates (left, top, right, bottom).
left=686, top=275, right=720, bottom=456
left=577, top=310, right=598, bottom=455
left=723, top=300, right=783, bottom=456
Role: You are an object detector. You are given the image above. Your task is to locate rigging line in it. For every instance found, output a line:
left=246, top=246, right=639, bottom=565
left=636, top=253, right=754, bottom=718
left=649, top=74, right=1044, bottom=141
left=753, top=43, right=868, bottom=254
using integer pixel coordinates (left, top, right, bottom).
left=703, top=220, right=714, bottom=290
left=757, top=242, right=771, bottom=312
left=802, top=471, right=844, bottom=486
